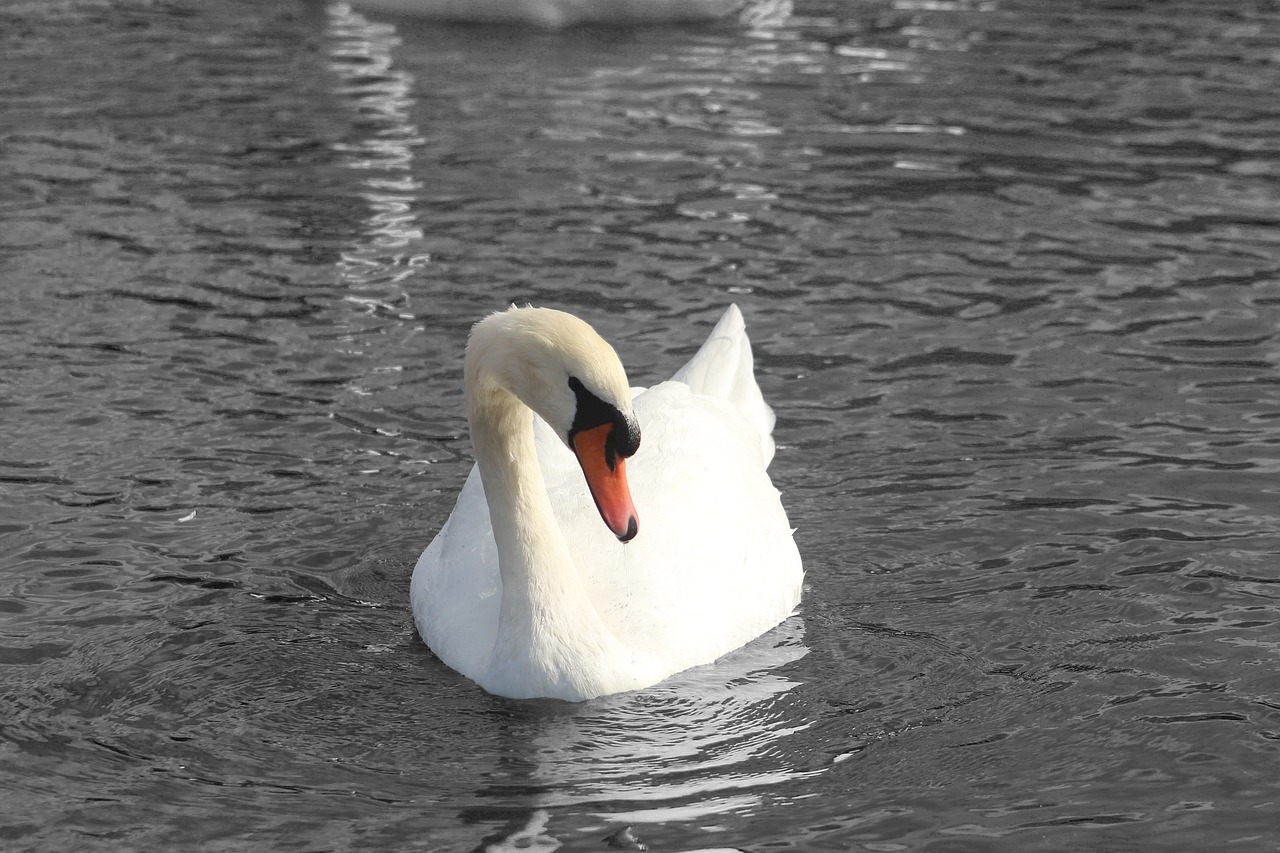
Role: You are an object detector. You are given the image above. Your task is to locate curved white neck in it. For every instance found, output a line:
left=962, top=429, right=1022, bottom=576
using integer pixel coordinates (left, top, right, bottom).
left=469, top=387, right=574, bottom=596
left=467, top=382, right=633, bottom=700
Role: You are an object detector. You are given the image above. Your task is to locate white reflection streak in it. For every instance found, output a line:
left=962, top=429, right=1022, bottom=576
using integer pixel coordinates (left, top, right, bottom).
left=325, top=2, right=427, bottom=304
left=522, top=619, right=812, bottom=815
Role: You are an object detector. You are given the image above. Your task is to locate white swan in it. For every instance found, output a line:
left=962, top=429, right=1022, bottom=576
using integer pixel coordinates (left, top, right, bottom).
left=347, top=0, right=789, bottom=28
left=411, top=304, right=802, bottom=700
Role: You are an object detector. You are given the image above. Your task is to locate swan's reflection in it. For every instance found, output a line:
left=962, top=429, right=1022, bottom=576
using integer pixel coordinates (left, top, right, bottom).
left=476, top=616, right=811, bottom=850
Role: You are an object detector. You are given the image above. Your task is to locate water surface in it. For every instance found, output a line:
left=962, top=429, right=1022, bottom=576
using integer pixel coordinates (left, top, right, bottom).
left=2, top=0, right=1279, bottom=850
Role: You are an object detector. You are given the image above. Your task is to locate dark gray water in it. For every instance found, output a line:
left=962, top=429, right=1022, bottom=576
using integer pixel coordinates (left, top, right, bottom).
left=3, top=0, right=1279, bottom=850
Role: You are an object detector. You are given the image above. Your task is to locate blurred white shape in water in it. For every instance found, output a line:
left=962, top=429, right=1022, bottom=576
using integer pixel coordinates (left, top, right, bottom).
left=486, top=810, right=561, bottom=853
left=346, top=0, right=790, bottom=29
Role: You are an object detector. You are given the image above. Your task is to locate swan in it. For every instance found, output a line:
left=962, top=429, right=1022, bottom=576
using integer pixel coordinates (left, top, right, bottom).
left=411, top=304, right=802, bottom=700
left=347, top=0, right=790, bottom=28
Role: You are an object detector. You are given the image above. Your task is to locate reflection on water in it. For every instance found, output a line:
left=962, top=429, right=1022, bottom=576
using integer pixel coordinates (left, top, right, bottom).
left=2, top=0, right=1280, bottom=850
left=467, top=619, right=809, bottom=849
left=327, top=2, right=428, bottom=321
left=490, top=619, right=809, bottom=808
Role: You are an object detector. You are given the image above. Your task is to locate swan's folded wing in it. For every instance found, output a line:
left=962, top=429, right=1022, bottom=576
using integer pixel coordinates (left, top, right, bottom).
left=670, top=304, right=776, bottom=467
left=410, top=466, right=503, bottom=677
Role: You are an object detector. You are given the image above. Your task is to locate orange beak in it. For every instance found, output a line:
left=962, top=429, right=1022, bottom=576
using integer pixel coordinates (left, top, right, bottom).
left=571, top=423, right=639, bottom=542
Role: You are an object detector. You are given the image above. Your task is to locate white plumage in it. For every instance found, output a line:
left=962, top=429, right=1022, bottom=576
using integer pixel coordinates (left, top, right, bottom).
left=411, top=304, right=802, bottom=700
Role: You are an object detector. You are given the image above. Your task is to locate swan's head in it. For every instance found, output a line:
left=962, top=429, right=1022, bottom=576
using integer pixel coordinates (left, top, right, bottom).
left=466, top=306, right=641, bottom=542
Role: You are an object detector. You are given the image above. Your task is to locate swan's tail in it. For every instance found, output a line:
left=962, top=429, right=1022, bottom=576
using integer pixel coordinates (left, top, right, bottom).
left=671, top=304, right=777, bottom=467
